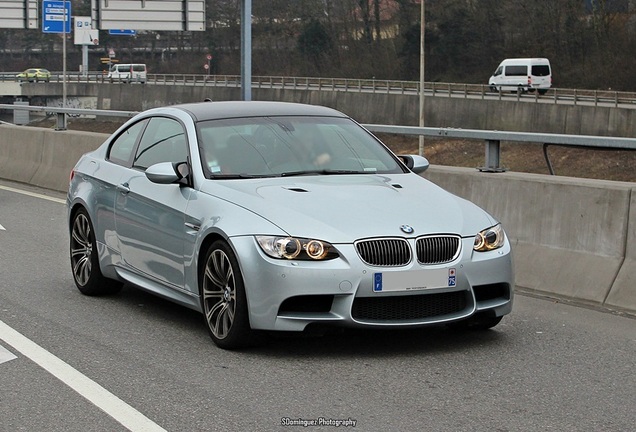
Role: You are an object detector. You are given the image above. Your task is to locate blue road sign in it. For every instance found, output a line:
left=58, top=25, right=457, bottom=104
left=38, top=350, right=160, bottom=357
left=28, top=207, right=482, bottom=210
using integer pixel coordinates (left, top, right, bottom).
left=109, top=30, right=137, bottom=36
left=42, top=0, right=71, bottom=34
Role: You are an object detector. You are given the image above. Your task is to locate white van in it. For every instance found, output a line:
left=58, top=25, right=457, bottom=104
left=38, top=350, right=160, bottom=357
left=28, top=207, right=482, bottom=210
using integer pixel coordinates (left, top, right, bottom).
left=108, top=63, right=147, bottom=83
left=488, top=58, right=551, bottom=94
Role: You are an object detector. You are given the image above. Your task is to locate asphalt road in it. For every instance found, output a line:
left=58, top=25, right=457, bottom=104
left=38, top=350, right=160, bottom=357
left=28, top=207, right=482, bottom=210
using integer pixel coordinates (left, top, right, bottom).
left=0, top=180, right=634, bottom=432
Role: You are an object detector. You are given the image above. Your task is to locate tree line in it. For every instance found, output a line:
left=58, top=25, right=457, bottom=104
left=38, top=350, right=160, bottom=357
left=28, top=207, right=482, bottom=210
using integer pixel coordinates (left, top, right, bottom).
left=2, top=0, right=636, bottom=91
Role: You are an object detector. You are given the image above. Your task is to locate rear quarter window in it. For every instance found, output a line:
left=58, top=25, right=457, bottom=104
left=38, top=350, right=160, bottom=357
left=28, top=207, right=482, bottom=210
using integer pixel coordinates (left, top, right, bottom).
left=107, top=119, right=148, bottom=166
left=531, top=65, right=551, bottom=76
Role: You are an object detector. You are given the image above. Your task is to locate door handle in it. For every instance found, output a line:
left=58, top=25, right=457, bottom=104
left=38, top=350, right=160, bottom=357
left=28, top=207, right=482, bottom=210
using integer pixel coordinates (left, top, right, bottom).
left=117, top=183, right=130, bottom=194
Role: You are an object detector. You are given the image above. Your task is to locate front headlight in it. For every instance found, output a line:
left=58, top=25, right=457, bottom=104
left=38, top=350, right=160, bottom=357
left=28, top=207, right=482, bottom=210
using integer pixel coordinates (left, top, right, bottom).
left=473, top=224, right=505, bottom=252
left=256, top=236, right=339, bottom=260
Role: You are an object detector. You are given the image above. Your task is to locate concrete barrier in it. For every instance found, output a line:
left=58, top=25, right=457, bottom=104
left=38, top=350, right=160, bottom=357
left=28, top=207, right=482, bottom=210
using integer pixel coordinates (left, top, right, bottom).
left=606, top=191, right=636, bottom=311
left=0, top=124, right=106, bottom=192
left=424, top=166, right=636, bottom=314
left=0, top=125, right=634, bottom=314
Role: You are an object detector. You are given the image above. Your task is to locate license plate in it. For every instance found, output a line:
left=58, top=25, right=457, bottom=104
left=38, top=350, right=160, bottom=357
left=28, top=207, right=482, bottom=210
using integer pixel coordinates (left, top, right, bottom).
left=373, top=268, right=456, bottom=292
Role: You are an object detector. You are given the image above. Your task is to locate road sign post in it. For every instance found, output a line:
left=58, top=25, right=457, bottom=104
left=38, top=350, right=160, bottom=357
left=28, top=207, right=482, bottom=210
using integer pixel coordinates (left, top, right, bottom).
left=42, top=1, right=72, bottom=129
left=206, top=54, right=212, bottom=76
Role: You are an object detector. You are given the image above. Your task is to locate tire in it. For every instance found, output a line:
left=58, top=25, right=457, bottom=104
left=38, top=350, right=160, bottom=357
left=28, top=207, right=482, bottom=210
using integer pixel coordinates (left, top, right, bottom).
left=70, top=208, right=122, bottom=296
left=200, top=240, right=253, bottom=349
left=447, top=314, right=503, bottom=331
left=538, top=89, right=548, bottom=95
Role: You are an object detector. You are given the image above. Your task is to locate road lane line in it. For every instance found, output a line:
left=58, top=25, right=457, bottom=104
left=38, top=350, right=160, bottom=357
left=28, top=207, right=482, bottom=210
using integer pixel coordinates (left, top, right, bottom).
left=0, top=343, right=17, bottom=364
left=0, top=184, right=66, bottom=204
left=0, top=320, right=167, bottom=432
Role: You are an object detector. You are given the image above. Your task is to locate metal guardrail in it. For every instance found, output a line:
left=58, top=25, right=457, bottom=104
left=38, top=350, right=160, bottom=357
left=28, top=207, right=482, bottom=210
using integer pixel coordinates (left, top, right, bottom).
left=2, top=72, right=636, bottom=108
left=1, top=104, right=635, bottom=175
left=363, top=124, right=636, bottom=175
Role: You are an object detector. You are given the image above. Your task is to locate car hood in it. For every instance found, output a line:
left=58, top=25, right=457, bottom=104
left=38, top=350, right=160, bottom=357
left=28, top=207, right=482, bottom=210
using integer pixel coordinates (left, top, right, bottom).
left=199, top=174, right=497, bottom=243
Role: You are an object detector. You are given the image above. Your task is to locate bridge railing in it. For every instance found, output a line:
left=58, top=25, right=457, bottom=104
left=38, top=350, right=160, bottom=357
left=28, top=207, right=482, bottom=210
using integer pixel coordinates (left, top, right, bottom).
left=3, top=72, right=636, bottom=108
left=1, top=103, right=635, bottom=176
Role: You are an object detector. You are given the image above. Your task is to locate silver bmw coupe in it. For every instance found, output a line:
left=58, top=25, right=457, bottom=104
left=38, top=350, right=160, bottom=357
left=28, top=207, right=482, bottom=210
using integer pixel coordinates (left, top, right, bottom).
left=67, top=101, right=514, bottom=349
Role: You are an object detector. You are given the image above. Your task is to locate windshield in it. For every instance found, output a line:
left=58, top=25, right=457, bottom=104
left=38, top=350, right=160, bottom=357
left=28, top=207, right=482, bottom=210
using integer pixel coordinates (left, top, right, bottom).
left=196, top=116, right=406, bottom=178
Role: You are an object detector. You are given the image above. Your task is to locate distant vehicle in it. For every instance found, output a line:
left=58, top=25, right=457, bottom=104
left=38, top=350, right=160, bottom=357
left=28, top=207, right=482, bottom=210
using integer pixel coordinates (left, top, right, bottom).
left=489, top=58, right=551, bottom=94
left=16, top=68, right=51, bottom=83
left=108, top=63, right=147, bottom=83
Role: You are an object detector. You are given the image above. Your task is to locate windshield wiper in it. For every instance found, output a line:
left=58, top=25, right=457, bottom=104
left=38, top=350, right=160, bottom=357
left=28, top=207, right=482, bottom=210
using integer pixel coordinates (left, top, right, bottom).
left=280, top=169, right=367, bottom=177
left=209, top=173, right=274, bottom=179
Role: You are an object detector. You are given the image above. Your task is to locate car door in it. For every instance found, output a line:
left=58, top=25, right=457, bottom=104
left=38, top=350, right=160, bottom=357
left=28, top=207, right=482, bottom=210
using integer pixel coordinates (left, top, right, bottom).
left=114, top=116, right=191, bottom=289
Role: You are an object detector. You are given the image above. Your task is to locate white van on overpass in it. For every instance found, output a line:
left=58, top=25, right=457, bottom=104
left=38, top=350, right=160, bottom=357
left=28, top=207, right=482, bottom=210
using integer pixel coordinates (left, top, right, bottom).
left=108, top=63, right=147, bottom=83
left=489, top=58, right=552, bottom=94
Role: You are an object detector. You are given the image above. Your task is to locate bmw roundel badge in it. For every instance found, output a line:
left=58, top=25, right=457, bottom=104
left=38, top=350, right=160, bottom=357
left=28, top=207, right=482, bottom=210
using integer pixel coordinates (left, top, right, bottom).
left=400, top=224, right=414, bottom=234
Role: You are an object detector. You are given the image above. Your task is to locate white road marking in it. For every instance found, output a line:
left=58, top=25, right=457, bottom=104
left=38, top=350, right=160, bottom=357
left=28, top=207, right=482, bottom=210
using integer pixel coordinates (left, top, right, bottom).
left=0, top=320, right=167, bottom=432
left=0, top=223, right=5, bottom=231
left=0, top=344, right=17, bottom=364
left=0, top=184, right=66, bottom=204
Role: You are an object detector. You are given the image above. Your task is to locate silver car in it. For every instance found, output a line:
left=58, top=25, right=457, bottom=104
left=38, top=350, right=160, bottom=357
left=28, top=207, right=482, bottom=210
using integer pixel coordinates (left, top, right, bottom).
left=67, top=101, right=513, bottom=349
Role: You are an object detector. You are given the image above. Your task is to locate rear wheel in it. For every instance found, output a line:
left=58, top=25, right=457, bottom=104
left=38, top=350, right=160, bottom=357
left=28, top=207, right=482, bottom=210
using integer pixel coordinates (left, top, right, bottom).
left=538, top=89, right=548, bottom=95
left=200, top=240, right=253, bottom=349
left=70, top=208, right=122, bottom=296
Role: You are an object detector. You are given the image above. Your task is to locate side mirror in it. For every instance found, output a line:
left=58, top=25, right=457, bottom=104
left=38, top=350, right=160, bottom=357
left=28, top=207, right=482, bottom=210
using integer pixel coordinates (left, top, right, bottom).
left=146, top=162, right=187, bottom=184
left=398, top=154, right=429, bottom=174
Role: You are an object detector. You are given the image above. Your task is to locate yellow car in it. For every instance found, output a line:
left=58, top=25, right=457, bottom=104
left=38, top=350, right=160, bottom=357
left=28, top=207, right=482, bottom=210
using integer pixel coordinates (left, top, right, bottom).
left=16, top=68, right=51, bottom=82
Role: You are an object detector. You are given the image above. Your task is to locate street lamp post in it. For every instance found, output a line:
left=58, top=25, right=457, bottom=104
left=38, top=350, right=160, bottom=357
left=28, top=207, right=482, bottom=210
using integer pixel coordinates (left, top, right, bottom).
left=419, top=0, right=425, bottom=156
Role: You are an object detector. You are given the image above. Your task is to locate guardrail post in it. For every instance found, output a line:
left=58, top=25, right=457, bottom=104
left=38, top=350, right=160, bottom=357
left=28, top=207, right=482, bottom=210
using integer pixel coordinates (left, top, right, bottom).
left=478, top=139, right=506, bottom=172
left=55, top=113, right=67, bottom=131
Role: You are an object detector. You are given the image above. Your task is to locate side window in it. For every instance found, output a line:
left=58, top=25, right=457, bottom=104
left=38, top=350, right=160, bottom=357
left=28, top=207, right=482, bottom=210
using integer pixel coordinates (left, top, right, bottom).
left=505, top=65, right=527, bottom=76
left=107, top=119, right=148, bottom=166
left=133, top=117, right=188, bottom=170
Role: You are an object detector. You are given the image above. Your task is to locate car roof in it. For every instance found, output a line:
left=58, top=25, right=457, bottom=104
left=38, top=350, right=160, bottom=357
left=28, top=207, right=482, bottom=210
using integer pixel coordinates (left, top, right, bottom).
left=162, top=101, right=349, bottom=122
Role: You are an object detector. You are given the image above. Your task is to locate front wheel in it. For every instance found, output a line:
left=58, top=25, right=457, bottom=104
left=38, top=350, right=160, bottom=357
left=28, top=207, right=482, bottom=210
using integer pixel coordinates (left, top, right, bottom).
left=70, top=208, right=122, bottom=296
left=200, top=240, right=253, bottom=349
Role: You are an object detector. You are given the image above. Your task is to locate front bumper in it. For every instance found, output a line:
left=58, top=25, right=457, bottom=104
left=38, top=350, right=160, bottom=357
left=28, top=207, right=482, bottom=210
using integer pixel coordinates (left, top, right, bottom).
left=231, top=236, right=514, bottom=332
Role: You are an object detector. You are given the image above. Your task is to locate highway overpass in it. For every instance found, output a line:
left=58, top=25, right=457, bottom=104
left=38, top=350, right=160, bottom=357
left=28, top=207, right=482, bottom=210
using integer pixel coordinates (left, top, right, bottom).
left=2, top=76, right=636, bottom=137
